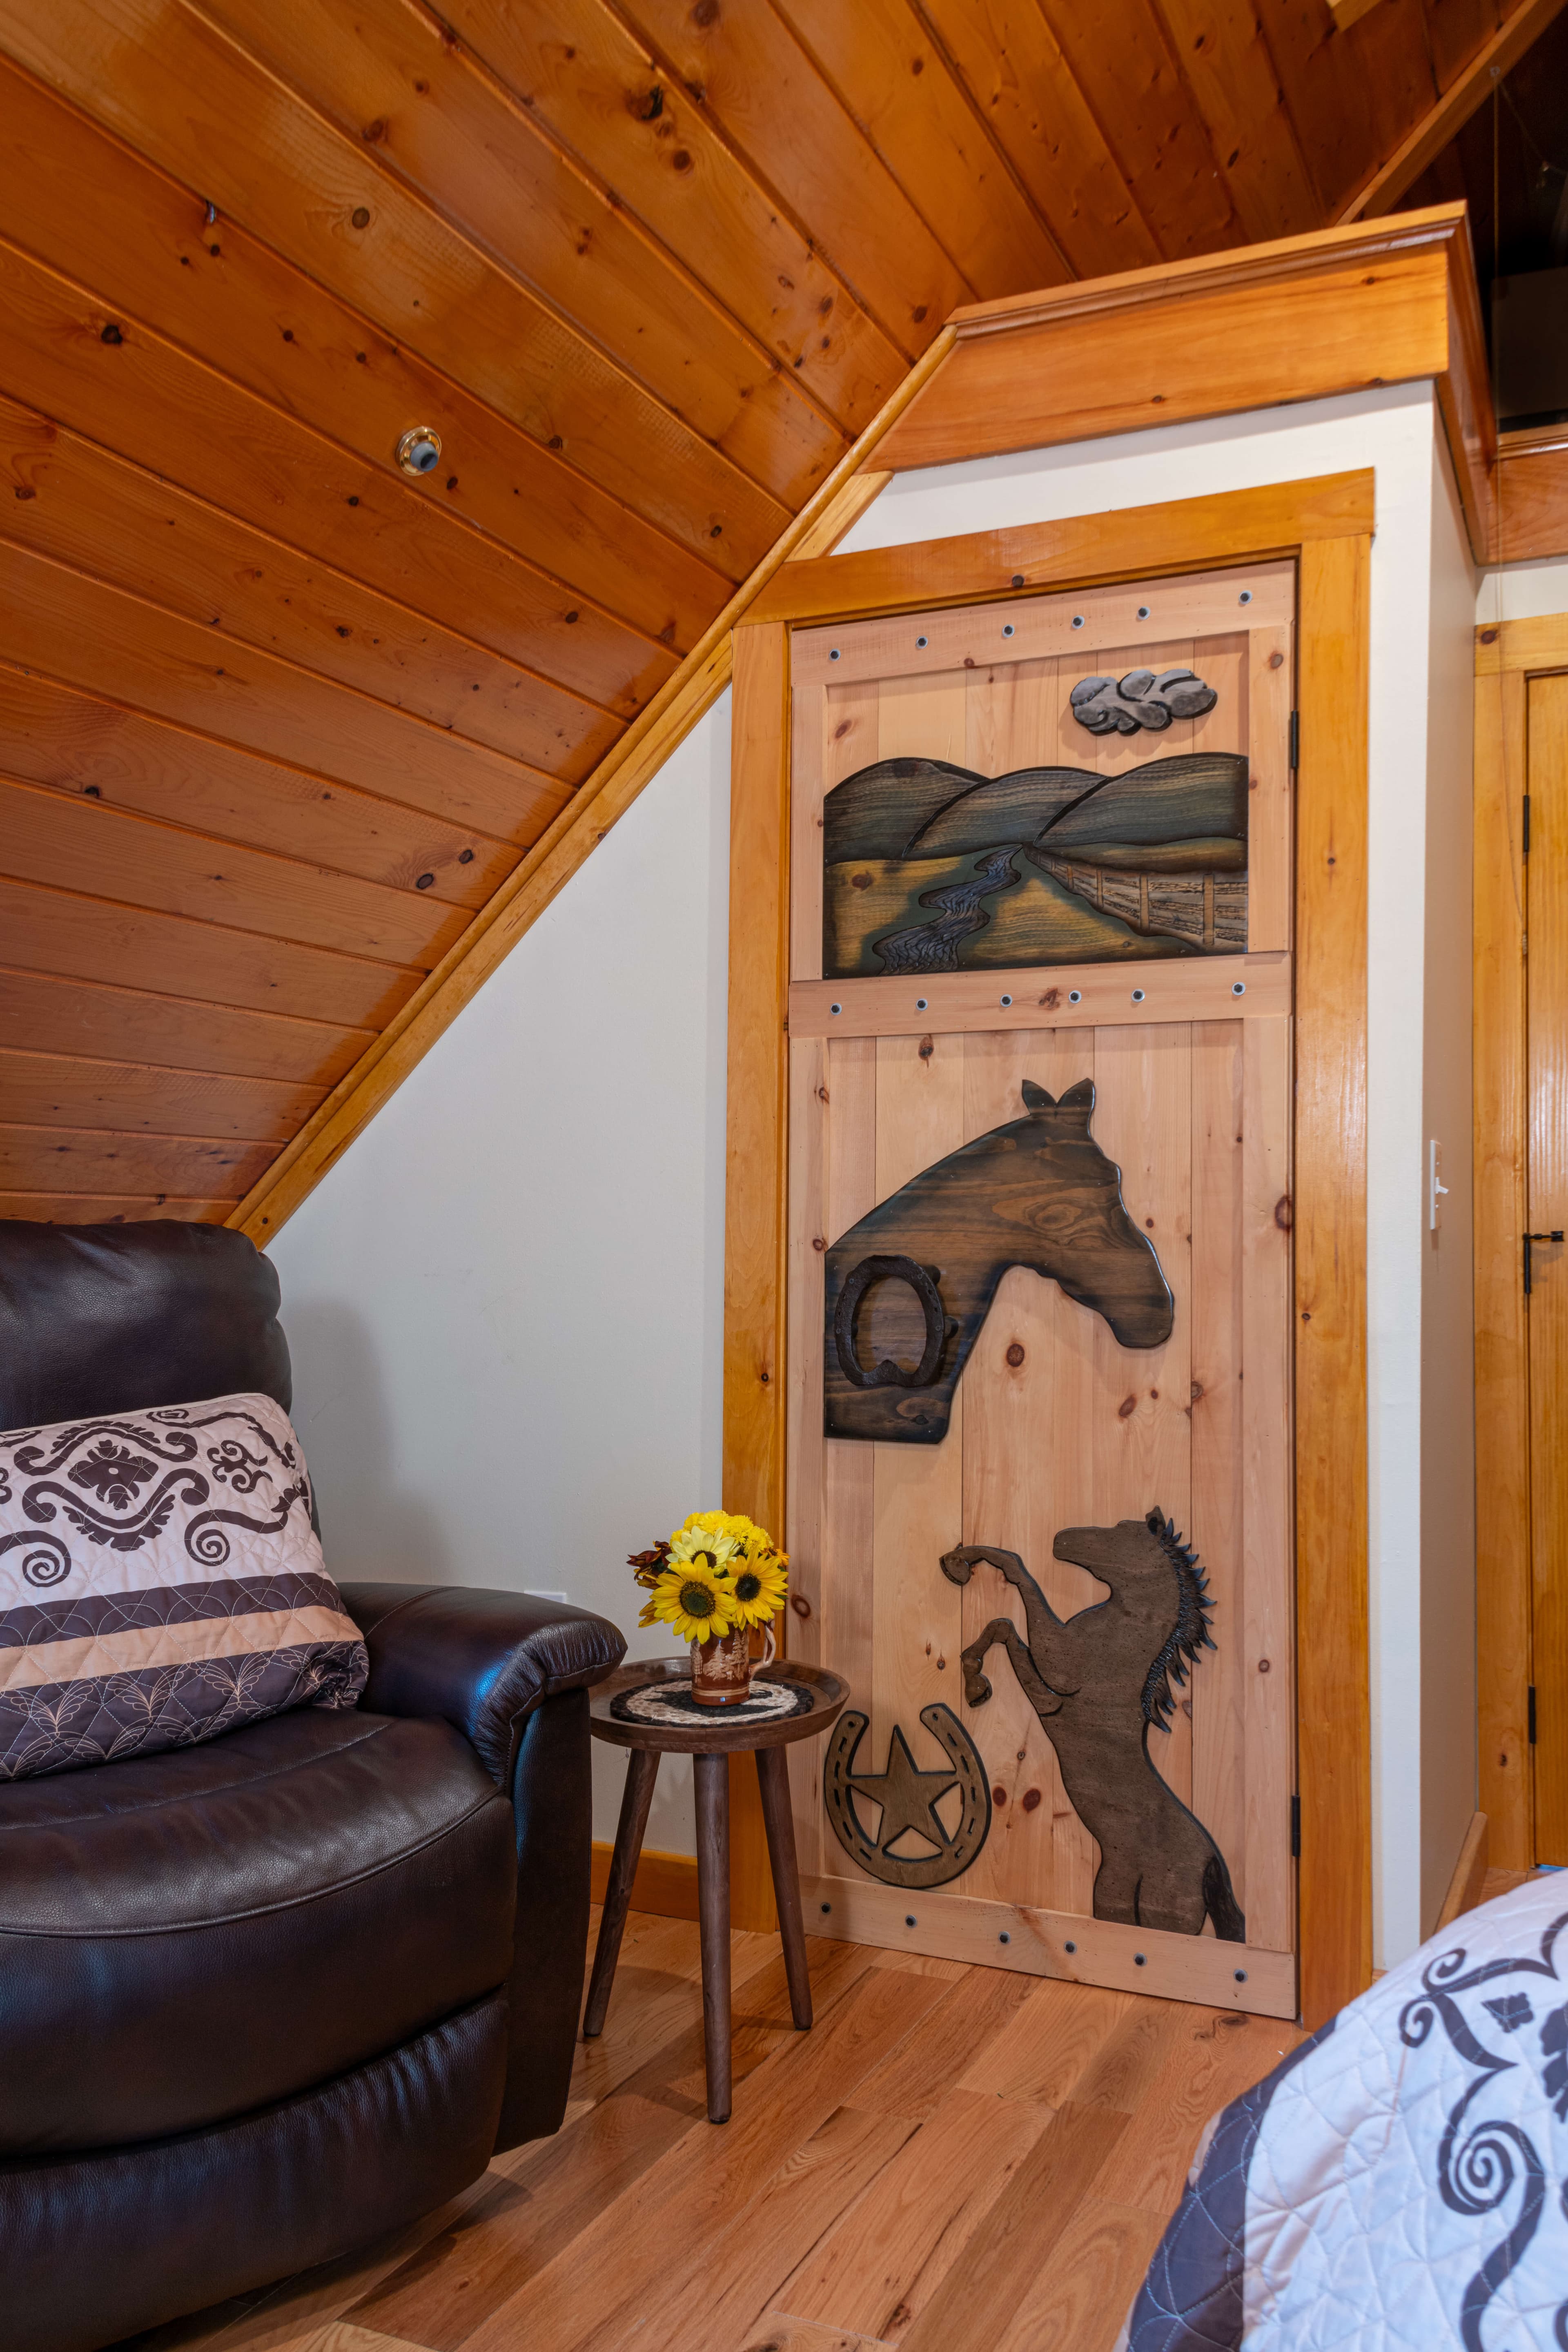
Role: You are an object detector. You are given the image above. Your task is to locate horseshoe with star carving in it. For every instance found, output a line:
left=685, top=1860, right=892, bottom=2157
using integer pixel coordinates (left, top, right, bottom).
left=823, top=1702, right=992, bottom=1888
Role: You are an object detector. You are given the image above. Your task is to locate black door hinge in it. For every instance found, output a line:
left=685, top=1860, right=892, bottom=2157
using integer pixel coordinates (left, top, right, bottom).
left=1525, top=1233, right=1564, bottom=1294
left=1290, top=1793, right=1301, bottom=1858
left=1523, top=793, right=1532, bottom=854
left=1288, top=710, right=1299, bottom=771
left=1529, top=1685, right=1538, bottom=1744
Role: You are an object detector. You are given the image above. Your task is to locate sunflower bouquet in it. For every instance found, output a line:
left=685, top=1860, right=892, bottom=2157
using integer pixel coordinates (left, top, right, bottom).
left=630, top=1511, right=788, bottom=1639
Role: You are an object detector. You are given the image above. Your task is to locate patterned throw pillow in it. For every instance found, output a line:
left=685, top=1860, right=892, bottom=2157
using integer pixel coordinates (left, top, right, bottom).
left=0, top=1391, right=367, bottom=1782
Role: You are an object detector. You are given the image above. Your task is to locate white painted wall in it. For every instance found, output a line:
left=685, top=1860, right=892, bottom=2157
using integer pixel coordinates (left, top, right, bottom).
left=1478, top=554, right=1568, bottom=624
left=270, top=700, right=733, bottom=1856
left=842, top=384, right=1470, bottom=1969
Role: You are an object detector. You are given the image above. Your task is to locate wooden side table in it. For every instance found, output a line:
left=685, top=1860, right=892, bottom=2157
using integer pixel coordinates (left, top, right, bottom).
left=585, top=1658, right=847, bottom=2124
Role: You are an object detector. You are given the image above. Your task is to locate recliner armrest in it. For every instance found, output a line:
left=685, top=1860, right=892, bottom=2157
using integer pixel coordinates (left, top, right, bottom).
left=337, top=1582, right=626, bottom=1787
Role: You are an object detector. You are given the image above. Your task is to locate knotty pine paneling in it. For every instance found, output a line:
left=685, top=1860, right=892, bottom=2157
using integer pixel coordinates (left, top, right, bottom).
left=0, top=397, right=657, bottom=754
left=0, top=47, right=733, bottom=630
left=0, top=969, right=372, bottom=1089
left=0, top=1192, right=232, bottom=1224
left=0, top=536, right=586, bottom=824
left=0, top=878, right=420, bottom=1033
left=0, top=670, right=511, bottom=908
left=0, top=782, right=467, bottom=968
left=0, top=1049, right=326, bottom=1144
left=0, top=1126, right=276, bottom=1201
left=0, top=241, right=674, bottom=715
left=0, top=0, right=794, bottom=566
left=0, top=0, right=1523, bottom=1219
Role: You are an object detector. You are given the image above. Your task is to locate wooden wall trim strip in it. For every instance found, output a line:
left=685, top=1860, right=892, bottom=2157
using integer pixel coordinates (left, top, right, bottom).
left=1477, top=610, right=1568, bottom=676
left=943, top=203, right=1473, bottom=338
left=1295, top=533, right=1373, bottom=2025
left=1474, top=648, right=1535, bottom=1871
left=722, top=619, right=791, bottom=1935
left=752, top=472, right=1375, bottom=629
left=227, top=330, right=955, bottom=1246
left=590, top=1839, right=699, bottom=1922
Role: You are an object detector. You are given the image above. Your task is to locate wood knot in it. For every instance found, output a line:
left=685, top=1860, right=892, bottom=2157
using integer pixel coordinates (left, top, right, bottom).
left=1274, top=1194, right=1293, bottom=1231
left=1039, top=987, right=1060, bottom=1008
left=1257, top=1657, right=1271, bottom=1673
left=1268, top=650, right=1284, bottom=668
left=851, top=871, right=873, bottom=891
left=812, top=1236, right=825, bottom=1252
left=1006, top=1342, right=1025, bottom=1368
left=1480, top=627, right=1499, bottom=644
left=1021, top=1788, right=1042, bottom=1811
left=789, top=1593, right=811, bottom=1619
left=1118, top=1393, right=1137, bottom=1419
left=918, top=1034, right=934, bottom=1060
left=992, top=1785, right=1007, bottom=1805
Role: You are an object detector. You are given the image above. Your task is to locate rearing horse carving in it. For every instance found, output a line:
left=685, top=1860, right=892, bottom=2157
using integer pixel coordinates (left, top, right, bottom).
left=941, top=1513, right=1245, bottom=1941
left=824, top=1078, right=1173, bottom=1443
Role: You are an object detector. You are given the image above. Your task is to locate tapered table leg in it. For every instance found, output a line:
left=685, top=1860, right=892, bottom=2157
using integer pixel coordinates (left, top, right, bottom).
left=583, top=1746, right=659, bottom=2039
left=694, top=1750, right=732, bottom=2124
left=756, top=1744, right=812, bottom=2029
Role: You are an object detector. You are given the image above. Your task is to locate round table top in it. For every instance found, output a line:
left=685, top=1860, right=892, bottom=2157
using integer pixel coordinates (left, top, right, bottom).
left=589, top=1657, right=848, bottom=1754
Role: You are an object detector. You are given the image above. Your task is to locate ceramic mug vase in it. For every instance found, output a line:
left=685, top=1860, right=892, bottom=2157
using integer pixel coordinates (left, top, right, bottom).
left=689, top=1619, right=777, bottom=1708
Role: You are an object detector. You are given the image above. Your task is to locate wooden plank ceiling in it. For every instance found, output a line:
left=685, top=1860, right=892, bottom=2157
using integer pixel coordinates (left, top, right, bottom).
left=0, top=0, right=1545, bottom=1225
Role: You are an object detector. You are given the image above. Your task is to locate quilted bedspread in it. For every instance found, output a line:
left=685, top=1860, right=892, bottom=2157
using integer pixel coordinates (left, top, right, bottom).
left=1119, top=1869, right=1568, bottom=2350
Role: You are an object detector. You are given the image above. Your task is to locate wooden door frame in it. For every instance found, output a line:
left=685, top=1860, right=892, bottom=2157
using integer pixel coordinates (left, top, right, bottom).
left=1474, top=613, right=1568, bottom=1872
left=727, top=471, right=1374, bottom=2029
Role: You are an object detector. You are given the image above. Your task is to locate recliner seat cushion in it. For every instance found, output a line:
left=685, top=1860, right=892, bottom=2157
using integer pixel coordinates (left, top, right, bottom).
left=0, top=1707, right=514, bottom=2156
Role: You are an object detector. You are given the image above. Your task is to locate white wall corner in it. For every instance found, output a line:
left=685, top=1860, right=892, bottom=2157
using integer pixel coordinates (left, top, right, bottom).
left=270, top=692, right=734, bottom=1854
left=1417, top=434, right=1480, bottom=1940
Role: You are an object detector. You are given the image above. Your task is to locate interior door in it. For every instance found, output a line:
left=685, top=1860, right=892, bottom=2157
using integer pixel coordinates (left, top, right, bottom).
left=1528, top=672, right=1568, bottom=1862
left=782, top=563, right=1298, bottom=2018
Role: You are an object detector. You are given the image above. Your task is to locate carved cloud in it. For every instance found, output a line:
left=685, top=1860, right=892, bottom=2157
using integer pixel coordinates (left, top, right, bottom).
left=1070, top=667, right=1218, bottom=735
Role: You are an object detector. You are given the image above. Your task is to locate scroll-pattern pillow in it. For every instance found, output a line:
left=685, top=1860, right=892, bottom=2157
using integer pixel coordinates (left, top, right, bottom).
left=0, top=1391, right=367, bottom=1782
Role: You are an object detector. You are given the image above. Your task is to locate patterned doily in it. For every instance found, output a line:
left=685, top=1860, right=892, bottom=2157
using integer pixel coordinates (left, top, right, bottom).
left=610, top=1676, right=815, bottom=1728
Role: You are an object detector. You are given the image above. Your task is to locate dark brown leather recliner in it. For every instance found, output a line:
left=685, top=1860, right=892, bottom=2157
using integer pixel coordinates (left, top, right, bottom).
left=0, top=1220, right=626, bottom=2352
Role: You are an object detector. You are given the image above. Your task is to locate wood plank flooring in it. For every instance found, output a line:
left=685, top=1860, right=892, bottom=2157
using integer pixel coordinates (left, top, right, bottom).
left=118, top=1910, right=1304, bottom=2352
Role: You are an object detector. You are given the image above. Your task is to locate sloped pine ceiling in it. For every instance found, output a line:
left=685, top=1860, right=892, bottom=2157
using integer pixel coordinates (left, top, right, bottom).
left=0, top=0, right=1545, bottom=1224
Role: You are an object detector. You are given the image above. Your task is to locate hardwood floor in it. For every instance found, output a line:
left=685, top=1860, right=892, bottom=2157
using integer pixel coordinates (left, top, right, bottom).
left=121, top=1911, right=1304, bottom=2352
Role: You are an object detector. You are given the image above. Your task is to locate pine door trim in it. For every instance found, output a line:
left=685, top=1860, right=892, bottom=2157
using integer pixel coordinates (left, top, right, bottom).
left=1472, top=615, right=1568, bottom=1871
left=728, top=477, right=1374, bottom=2025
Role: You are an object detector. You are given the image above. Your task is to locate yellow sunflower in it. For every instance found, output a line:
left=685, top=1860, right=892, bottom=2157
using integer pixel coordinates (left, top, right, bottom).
left=725, top=1549, right=788, bottom=1628
left=666, top=1522, right=744, bottom=1578
left=641, top=1557, right=738, bottom=1644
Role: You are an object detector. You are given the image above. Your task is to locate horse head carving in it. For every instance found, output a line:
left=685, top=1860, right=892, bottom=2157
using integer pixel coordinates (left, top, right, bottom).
left=824, top=1078, right=1173, bottom=1443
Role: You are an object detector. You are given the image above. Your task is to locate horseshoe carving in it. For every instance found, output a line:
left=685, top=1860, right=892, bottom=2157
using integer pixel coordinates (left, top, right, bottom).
left=823, top=1702, right=991, bottom=1888
left=831, top=1253, right=949, bottom=1391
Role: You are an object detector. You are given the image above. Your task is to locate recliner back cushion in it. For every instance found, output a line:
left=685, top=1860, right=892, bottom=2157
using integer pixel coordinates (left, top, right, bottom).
left=0, top=1220, right=291, bottom=1432
left=0, top=1392, right=366, bottom=1781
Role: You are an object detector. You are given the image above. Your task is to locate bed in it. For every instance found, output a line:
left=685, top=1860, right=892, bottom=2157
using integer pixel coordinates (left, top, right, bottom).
left=1120, top=1868, right=1568, bottom=2349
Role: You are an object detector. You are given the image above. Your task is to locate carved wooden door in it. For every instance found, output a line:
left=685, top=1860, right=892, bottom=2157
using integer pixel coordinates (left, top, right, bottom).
left=783, top=563, right=1298, bottom=2017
